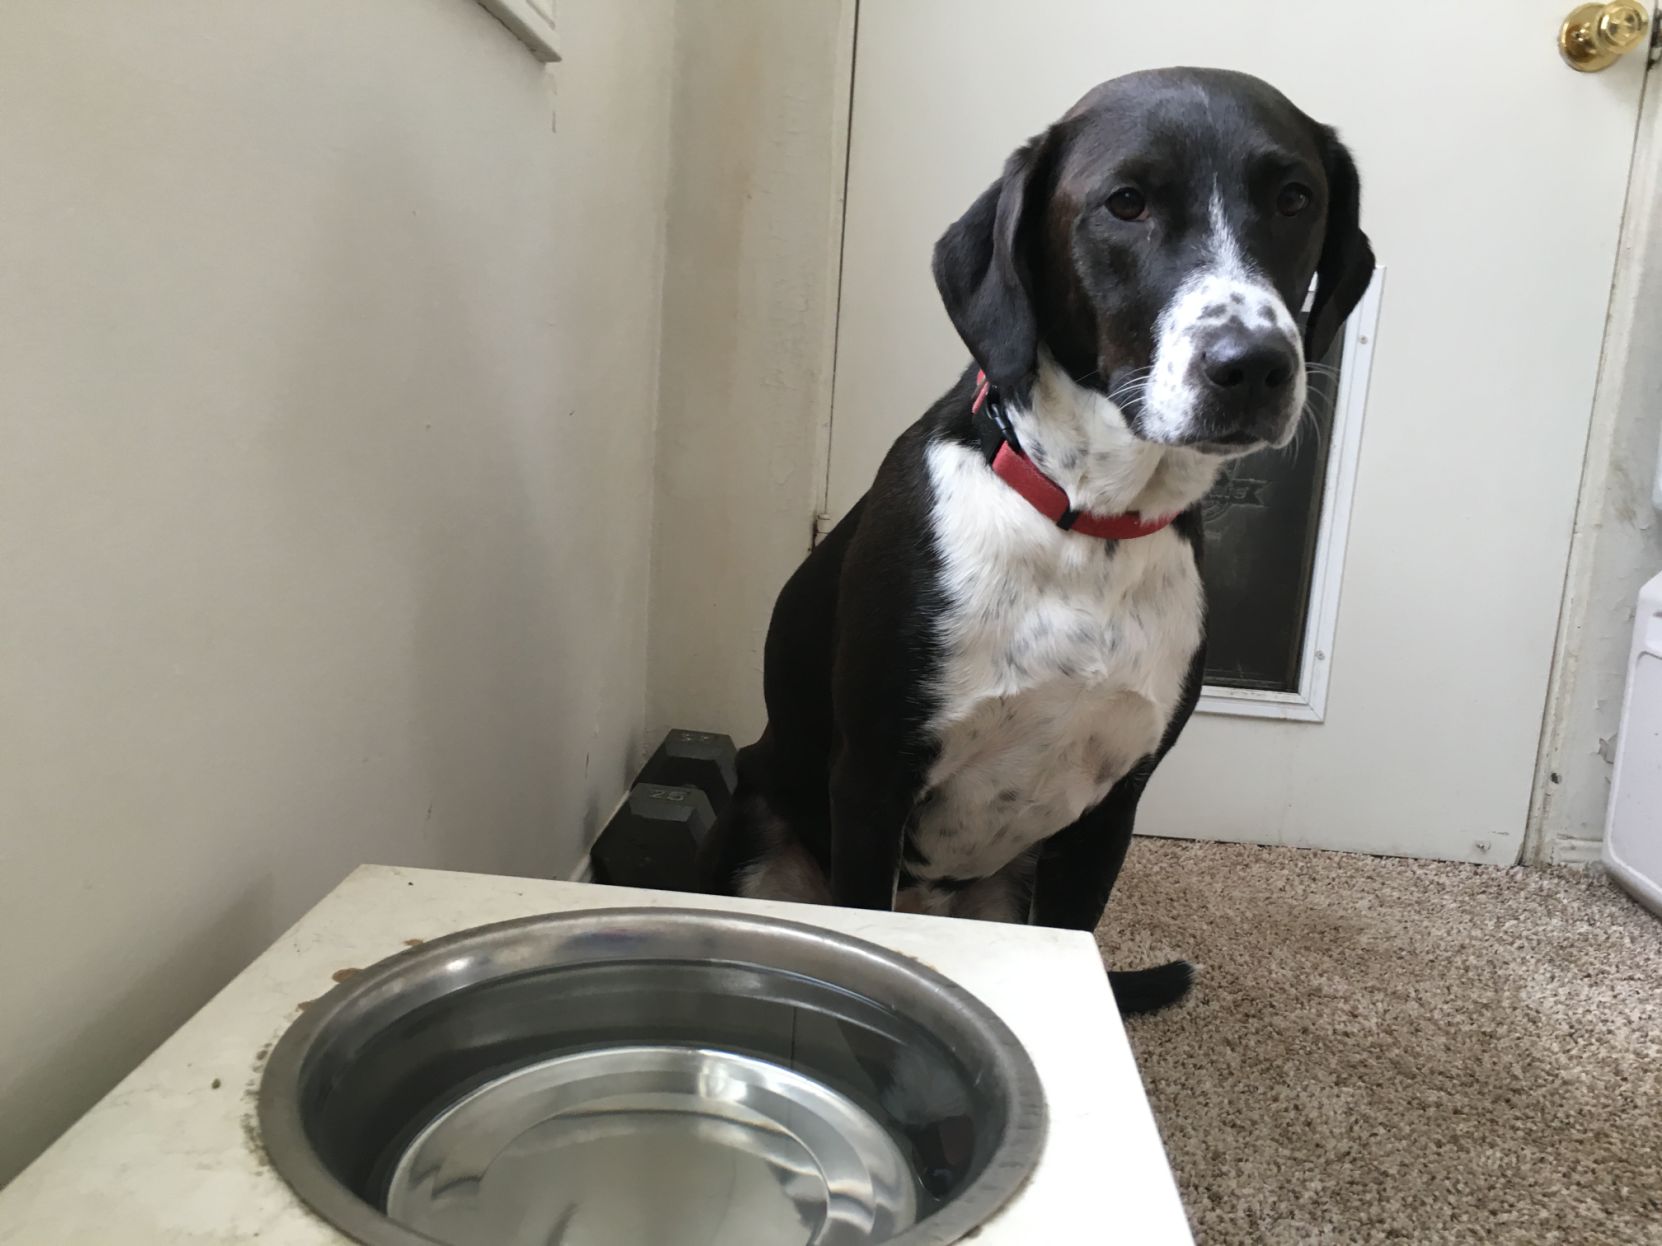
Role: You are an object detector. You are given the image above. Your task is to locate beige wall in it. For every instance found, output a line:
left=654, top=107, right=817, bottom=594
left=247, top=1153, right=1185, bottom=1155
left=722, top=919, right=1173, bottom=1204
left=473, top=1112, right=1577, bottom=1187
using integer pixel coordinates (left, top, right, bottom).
left=647, top=1, right=855, bottom=746
left=0, top=0, right=674, bottom=1181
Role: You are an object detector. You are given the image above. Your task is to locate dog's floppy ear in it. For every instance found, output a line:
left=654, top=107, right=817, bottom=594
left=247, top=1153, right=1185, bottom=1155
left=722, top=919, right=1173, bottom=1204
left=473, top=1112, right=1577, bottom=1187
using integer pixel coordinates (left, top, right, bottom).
left=932, top=135, right=1047, bottom=390
left=1304, top=127, right=1375, bottom=362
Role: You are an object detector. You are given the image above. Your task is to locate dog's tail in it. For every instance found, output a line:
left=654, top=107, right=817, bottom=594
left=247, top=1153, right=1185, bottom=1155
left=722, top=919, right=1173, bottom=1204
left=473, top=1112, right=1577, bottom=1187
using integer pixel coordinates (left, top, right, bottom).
left=1108, top=960, right=1193, bottom=1017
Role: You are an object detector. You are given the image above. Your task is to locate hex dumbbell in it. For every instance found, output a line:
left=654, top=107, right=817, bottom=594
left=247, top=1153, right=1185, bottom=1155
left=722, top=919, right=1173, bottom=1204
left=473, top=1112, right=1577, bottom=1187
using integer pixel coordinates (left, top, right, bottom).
left=590, top=783, right=715, bottom=892
left=636, top=729, right=737, bottom=816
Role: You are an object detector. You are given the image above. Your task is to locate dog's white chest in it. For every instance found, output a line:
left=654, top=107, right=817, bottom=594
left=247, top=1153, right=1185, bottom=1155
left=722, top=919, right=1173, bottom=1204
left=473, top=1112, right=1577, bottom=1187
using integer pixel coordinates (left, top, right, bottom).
left=913, top=442, right=1204, bottom=882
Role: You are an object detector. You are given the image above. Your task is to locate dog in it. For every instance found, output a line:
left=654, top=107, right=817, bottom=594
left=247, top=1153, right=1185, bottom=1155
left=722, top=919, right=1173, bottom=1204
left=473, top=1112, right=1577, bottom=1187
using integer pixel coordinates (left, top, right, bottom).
left=700, top=67, right=1374, bottom=1015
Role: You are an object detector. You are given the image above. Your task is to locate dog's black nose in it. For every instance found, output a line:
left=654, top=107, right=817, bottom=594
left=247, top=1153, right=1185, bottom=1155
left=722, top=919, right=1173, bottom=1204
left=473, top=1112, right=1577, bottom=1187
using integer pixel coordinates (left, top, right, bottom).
left=1200, top=331, right=1296, bottom=403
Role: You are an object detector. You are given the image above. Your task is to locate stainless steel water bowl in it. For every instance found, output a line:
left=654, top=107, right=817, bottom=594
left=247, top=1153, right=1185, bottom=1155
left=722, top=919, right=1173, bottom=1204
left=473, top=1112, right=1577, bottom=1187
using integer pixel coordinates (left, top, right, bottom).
left=257, top=908, right=1047, bottom=1246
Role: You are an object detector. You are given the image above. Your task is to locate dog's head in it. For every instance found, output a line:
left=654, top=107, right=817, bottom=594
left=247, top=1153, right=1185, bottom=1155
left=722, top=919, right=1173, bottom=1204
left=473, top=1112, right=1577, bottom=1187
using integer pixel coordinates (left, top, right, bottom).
left=933, top=68, right=1374, bottom=455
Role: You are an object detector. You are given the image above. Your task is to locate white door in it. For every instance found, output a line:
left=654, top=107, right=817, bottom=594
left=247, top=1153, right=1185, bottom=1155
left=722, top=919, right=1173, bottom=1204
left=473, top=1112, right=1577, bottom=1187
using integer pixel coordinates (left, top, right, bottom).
left=825, top=1, right=1649, bottom=863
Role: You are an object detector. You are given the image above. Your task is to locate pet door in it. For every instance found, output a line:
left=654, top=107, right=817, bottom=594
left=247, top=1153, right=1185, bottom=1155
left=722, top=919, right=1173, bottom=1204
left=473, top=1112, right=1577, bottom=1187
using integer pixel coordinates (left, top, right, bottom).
left=1196, top=270, right=1382, bottom=722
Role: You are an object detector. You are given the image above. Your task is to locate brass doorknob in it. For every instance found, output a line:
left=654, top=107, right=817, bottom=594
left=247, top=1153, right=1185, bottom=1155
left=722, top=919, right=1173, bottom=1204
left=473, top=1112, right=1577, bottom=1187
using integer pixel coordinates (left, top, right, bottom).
left=1560, top=0, right=1651, bottom=71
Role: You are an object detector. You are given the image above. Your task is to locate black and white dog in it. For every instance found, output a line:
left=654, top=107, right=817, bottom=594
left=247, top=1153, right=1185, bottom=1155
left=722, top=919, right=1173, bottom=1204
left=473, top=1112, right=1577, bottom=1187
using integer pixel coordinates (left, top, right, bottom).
left=701, top=68, right=1373, bottom=1015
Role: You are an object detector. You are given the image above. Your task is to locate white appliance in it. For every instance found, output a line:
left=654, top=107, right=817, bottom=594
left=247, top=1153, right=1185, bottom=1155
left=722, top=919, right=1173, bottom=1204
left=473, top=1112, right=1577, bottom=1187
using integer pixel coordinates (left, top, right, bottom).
left=1604, top=569, right=1662, bottom=915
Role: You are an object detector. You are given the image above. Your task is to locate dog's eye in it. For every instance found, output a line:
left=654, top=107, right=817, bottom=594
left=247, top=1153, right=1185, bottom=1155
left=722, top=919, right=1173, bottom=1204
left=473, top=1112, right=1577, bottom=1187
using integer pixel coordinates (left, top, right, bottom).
left=1277, top=183, right=1313, bottom=217
left=1105, top=188, right=1148, bottom=222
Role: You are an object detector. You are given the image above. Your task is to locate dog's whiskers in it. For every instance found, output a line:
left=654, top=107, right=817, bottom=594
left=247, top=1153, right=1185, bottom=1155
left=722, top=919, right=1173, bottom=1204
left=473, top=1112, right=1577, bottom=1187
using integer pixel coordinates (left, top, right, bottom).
left=1282, top=393, right=1332, bottom=460
left=1104, top=367, right=1154, bottom=412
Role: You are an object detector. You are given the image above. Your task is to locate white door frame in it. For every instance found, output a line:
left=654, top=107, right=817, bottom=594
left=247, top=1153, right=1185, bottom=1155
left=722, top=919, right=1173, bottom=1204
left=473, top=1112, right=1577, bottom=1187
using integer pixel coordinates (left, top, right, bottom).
left=1528, top=62, right=1662, bottom=865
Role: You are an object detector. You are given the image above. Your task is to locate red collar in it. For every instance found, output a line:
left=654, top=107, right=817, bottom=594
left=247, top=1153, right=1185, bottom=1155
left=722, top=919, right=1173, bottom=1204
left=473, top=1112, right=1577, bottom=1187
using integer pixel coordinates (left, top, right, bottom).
left=971, top=372, right=1176, bottom=541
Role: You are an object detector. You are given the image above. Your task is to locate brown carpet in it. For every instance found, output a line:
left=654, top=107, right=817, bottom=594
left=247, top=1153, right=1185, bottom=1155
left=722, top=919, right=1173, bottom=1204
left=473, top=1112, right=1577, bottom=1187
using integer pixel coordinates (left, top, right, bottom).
left=1096, top=837, right=1662, bottom=1246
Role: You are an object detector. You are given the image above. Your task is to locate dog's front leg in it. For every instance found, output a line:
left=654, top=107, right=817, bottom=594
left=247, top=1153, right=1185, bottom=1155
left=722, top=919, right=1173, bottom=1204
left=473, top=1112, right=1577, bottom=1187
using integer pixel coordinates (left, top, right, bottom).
left=1034, top=643, right=1205, bottom=930
left=1032, top=763, right=1197, bottom=1017
left=827, top=746, right=909, bottom=911
left=1029, top=764, right=1150, bottom=930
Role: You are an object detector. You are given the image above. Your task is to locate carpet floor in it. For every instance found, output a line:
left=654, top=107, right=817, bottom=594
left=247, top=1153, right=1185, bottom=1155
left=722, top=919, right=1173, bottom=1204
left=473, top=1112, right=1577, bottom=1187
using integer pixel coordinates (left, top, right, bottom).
left=1096, top=837, right=1662, bottom=1245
